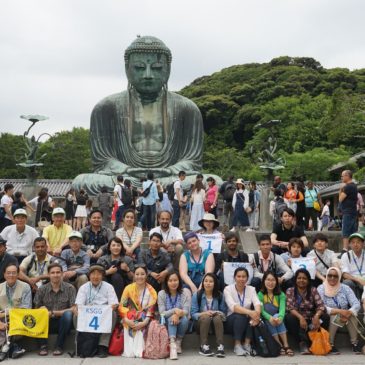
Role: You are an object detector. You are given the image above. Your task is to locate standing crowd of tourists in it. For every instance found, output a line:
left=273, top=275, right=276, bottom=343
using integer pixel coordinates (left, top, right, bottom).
left=0, top=169, right=363, bottom=359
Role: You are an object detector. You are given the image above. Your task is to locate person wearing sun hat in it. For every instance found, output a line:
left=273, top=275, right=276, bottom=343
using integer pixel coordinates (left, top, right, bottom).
left=0, top=208, right=39, bottom=263
left=341, top=232, right=365, bottom=298
left=197, top=213, right=220, bottom=234
left=231, top=179, right=250, bottom=231
left=42, top=207, right=72, bottom=256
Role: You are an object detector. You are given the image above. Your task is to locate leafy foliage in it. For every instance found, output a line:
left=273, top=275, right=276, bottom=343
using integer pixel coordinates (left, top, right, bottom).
left=180, top=56, right=365, bottom=180
left=1, top=56, right=365, bottom=181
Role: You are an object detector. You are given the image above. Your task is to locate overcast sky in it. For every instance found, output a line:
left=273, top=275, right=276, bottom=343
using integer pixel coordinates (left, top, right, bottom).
left=1, top=0, right=364, bottom=138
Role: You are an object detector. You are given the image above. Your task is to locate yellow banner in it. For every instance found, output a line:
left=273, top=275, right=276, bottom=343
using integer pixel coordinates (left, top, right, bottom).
left=8, top=308, right=49, bottom=338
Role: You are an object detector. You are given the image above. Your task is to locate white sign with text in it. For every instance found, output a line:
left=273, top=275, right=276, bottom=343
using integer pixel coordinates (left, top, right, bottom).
left=197, top=233, right=223, bottom=254
left=291, top=257, right=316, bottom=279
left=223, top=262, right=253, bottom=285
left=77, top=305, right=113, bottom=333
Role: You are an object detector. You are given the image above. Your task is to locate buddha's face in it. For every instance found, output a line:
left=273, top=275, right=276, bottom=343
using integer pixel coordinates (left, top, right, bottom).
left=126, top=52, right=170, bottom=96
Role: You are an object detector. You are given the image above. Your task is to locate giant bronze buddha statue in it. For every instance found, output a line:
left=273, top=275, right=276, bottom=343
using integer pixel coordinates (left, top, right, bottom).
left=72, top=35, right=213, bottom=194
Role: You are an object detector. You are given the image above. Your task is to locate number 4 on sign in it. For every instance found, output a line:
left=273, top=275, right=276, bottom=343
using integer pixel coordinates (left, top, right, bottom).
left=89, top=316, right=100, bottom=330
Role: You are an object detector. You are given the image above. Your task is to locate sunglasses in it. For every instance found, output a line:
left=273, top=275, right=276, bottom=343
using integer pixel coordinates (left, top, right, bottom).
left=327, top=274, right=339, bottom=279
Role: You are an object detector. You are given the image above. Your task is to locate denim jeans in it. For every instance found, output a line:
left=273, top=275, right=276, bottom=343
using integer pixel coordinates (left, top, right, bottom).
left=143, top=204, right=156, bottom=231
left=115, top=205, right=126, bottom=229
left=38, top=310, right=73, bottom=349
left=172, top=200, right=180, bottom=228
left=167, top=315, right=189, bottom=338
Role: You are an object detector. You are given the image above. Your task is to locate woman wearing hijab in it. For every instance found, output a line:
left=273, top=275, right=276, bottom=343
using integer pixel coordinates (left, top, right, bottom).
left=317, top=267, right=362, bottom=354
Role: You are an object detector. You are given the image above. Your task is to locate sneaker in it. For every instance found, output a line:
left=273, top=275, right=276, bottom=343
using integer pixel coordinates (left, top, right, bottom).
left=242, top=344, right=252, bottom=356
left=234, top=344, right=246, bottom=356
left=170, top=341, right=178, bottom=360
left=299, top=342, right=311, bottom=355
left=199, top=344, right=214, bottom=356
left=352, top=343, right=362, bottom=354
left=11, top=343, right=25, bottom=359
left=330, top=346, right=340, bottom=355
left=176, top=338, right=182, bottom=354
left=96, top=345, right=108, bottom=358
left=216, top=344, right=225, bottom=358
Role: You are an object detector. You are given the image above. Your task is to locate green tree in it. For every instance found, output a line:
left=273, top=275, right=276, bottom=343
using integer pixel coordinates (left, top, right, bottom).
left=38, top=127, right=91, bottom=179
left=0, top=133, right=28, bottom=178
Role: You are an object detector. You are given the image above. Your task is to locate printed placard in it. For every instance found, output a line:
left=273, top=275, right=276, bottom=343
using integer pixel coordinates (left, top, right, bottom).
left=77, top=305, right=113, bottom=333
left=197, top=233, right=223, bottom=253
left=291, top=257, right=316, bottom=279
left=223, top=262, right=253, bottom=285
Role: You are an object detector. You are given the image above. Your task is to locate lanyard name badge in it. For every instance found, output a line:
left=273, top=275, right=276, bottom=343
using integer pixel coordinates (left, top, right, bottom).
left=6, top=286, right=13, bottom=307
left=352, top=251, right=365, bottom=277
left=168, top=294, right=179, bottom=309
left=88, top=282, right=102, bottom=304
left=332, top=296, right=341, bottom=309
left=236, top=287, right=246, bottom=307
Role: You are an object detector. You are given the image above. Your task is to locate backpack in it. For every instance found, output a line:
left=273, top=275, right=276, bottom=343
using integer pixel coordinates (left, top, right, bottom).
left=223, top=183, right=235, bottom=201
left=143, top=320, right=169, bottom=359
left=121, top=186, right=133, bottom=206
left=221, top=250, right=249, bottom=263
left=253, top=252, right=277, bottom=274
left=251, top=320, right=281, bottom=357
left=273, top=198, right=287, bottom=225
left=167, top=182, right=176, bottom=201
left=142, top=182, right=154, bottom=198
left=76, top=331, right=100, bottom=357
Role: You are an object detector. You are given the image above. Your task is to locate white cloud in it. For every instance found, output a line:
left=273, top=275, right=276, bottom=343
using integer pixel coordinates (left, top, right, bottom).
left=0, top=0, right=364, bottom=136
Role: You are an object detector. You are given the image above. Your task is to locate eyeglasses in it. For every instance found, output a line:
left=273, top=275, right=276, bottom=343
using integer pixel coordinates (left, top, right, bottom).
left=327, top=274, right=339, bottom=279
left=134, top=264, right=146, bottom=269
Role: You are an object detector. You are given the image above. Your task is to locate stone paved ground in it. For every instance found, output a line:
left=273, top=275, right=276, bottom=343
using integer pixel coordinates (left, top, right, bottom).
left=7, top=350, right=365, bottom=365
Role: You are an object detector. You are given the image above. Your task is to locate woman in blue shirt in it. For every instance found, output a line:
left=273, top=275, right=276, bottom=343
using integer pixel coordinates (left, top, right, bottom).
left=191, top=273, right=227, bottom=357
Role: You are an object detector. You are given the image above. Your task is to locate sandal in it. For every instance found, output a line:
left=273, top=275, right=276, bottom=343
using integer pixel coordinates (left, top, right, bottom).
left=280, top=347, right=286, bottom=356
left=53, top=348, right=63, bottom=356
left=284, top=347, right=294, bottom=357
left=39, top=345, right=48, bottom=356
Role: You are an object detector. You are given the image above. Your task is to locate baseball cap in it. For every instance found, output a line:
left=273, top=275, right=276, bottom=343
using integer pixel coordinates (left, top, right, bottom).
left=349, top=233, right=365, bottom=242
left=13, top=209, right=28, bottom=217
left=52, top=207, right=65, bottom=216
left=68, top=231, right=83, bottom=240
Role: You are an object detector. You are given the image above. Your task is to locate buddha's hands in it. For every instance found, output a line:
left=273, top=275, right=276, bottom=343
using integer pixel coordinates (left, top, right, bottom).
left=126, top=167, right=172, bottom=177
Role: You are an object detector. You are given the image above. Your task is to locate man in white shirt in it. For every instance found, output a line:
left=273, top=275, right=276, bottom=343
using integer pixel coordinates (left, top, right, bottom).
left=0, top=209, right=38, bottom=263
left=113, top=175, right=125, bottom=230
left=249, top=234, right=293, bottom=291
left=74, top=265, right=118, bottom=357
left=172, top=171, right=186, bottom=228
left=341, top=232, right=365, bottom=298
left=150, top=210, right=184, bottom=269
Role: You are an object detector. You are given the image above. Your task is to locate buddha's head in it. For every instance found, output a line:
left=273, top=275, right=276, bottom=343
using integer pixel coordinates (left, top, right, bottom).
left=124, top=36, right=172, bottom=98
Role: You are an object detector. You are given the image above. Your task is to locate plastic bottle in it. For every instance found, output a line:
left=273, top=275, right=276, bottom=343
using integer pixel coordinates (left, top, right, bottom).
left=160, top=314, right=165, bottom=325
left=258, top=336, right=268, bottom=354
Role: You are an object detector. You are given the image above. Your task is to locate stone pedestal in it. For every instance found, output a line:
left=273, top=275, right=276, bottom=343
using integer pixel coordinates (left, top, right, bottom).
left=238, top=230, right=258, bottom=253
left=259, top=185, right=272, bottom=231
left=21, top=182, right=41, bottom=227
